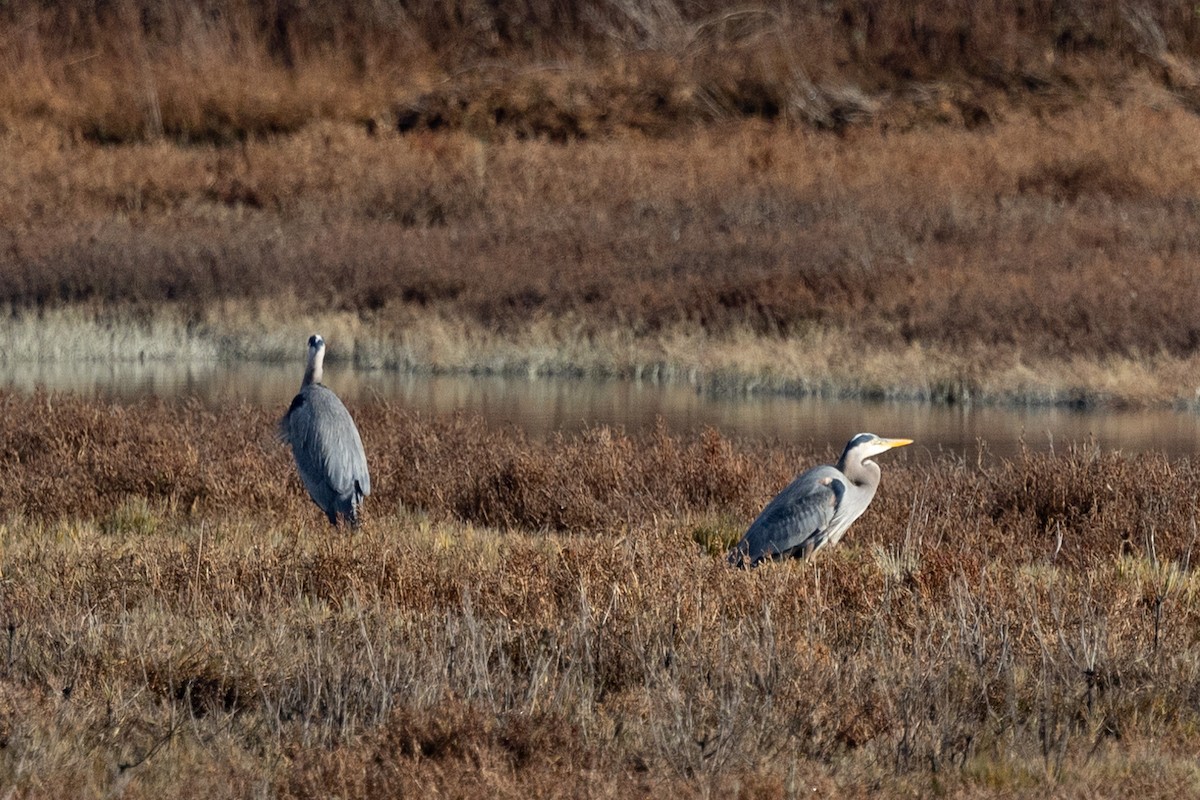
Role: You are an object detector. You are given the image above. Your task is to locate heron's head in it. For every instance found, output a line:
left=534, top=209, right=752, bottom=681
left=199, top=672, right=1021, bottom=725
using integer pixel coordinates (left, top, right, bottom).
left=303, top=334, right=327, bottom=386
left=842, top=433, right=913, bottom=464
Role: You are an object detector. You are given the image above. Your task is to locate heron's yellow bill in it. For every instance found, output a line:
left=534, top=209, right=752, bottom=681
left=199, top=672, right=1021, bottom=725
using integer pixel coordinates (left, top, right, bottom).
left=879, top=437, right=913, bottom=449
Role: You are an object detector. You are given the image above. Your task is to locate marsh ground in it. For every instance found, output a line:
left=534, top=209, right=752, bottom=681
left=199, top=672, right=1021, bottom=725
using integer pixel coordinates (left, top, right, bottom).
left=2, top=394, right=1200, bottom=797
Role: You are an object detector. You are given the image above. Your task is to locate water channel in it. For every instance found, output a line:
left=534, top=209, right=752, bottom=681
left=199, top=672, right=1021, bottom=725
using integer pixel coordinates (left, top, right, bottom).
left=2, top=359, right=1198, bottom=462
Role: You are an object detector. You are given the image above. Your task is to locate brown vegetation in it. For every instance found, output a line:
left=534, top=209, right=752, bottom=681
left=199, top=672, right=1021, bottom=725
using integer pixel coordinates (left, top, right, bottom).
left=4, top=2, right=1200, bottom=405
left=1, top=392, right=1200, bottom=796
left=6, top=101, right=1200, bottom=402
left=5, top=1, right=1200, bottom=141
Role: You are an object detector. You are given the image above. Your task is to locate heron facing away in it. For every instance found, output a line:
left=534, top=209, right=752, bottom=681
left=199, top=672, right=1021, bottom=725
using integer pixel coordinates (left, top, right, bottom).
left=279, top=334, right=371, bottom=528
left=729, top=433, right=912, bottom=567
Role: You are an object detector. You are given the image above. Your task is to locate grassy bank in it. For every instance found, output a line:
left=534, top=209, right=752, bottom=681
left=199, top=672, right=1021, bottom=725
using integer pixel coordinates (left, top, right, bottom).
left=5, top=5, right=1200, bottom=407
left=1, top=393, right=1200, bottom=797
left=9, top=102, right=1200, bottom=356
left=7, top=96, right=1200, bottom=407
left=7, top=302, right=1200, bottom=409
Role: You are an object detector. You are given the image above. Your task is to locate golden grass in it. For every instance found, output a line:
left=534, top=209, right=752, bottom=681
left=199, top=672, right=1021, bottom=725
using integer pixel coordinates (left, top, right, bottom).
left=7, top=301, right=1200, bottom=409
left=2, top=393, right=1200, bottom=796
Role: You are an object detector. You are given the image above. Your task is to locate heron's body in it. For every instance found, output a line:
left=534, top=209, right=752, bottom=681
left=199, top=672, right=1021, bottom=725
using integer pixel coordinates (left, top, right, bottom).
left=279, top=335, right=371, bottom=527
left=730, top=433, right=911, bottom=567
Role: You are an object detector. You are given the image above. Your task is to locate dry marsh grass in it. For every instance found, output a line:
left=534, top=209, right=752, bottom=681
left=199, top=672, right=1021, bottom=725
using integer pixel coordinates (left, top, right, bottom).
left=2, top=393, right=1200, bottom=795
left=7, top=101, right=1200, bottom=405
left=5, top=0, right=1200, bottom=141
left=5, top=1, right=1200, bottom=408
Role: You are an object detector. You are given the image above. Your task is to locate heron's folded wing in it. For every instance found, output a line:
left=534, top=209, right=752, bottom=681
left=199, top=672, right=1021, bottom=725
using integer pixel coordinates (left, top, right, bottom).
left=285, top=388, right=371, bottom=498
left=311, top=396, right=371, bottom=498
left=277, top=392, right=306, bottom=443
left=735, top=471, right=844, bottom=564
left=322, top=410, right=371, bottom=497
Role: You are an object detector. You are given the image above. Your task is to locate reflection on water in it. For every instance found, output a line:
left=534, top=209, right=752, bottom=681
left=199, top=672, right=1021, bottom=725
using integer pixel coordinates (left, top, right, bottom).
left=2, top=360, right=1199, bottom=461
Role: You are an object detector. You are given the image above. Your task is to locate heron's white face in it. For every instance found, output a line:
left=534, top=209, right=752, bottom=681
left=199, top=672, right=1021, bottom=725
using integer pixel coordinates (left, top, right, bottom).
left=304, top=334, right=327, bottom=385
left=852, top=434, right=914, bottom=460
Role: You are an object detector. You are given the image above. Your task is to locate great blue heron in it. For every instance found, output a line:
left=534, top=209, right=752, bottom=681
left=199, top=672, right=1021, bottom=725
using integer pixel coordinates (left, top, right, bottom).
left=279, top=334, right=371, bottom=528
left=729, top=433, right=912, bottom=567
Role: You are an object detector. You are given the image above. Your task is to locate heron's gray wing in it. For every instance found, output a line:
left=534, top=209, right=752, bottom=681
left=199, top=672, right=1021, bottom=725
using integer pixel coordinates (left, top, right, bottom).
left=283, top=387, right=371, bottom=499
left=732, top=466, right=846, bottom=566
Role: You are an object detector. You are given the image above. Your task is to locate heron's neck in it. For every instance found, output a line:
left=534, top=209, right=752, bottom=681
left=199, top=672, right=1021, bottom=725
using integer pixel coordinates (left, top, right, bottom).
left=839, top=457, right=881, bottom=489
left=303, top=352, right=324, bottom=387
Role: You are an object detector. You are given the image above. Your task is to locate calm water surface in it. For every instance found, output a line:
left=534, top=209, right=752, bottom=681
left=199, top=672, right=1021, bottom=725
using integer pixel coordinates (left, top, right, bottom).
left=3, top=360, right=1199, bottom=461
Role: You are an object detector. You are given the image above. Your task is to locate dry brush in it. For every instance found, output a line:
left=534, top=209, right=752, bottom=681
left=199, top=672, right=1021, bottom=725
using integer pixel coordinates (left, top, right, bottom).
left=0, top=392, right=1198, bottom=796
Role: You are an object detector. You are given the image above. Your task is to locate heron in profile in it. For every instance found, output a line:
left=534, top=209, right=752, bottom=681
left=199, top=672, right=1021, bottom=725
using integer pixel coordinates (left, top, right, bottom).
left=279, top=334, right=371, bottom=528
left=729, top=433, right=912, bottom=567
